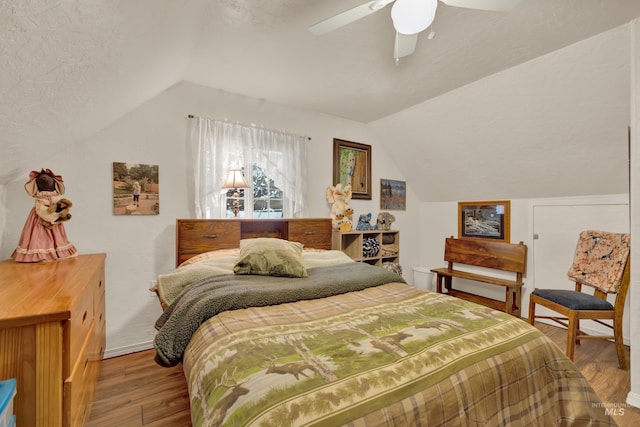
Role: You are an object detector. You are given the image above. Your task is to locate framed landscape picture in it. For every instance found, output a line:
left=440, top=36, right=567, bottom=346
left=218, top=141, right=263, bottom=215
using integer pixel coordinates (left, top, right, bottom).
left=333, top=138, right=372, bottom=200
left=458, top=200, right=510, bottom=242
left=380, top=179, right=406, bottom=210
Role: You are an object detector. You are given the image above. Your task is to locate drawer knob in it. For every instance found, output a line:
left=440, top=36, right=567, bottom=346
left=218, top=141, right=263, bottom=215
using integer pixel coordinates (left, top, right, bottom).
left=204, top=234, right=219, bottom=239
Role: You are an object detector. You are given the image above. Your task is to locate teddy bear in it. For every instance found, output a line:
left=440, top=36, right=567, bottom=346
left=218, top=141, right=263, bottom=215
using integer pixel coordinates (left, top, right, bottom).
left=376, top=211, right=396, bottom=230
left=356, top=213, right=378, bottom=230
left=326, top=183, right=354, bottom=231
left=42, top=197, right=73, bottom=228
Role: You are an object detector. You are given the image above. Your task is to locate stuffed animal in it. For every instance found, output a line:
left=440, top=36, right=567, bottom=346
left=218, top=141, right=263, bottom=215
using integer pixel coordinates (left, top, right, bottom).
left=326, top=183, right=354, bottom=231
left=376, top=212, right=396, bottom=230
left=341, top=206, right=354, bottom=231
left=382, top=262, right=403, bottom=276
left=54, top=198, right=73, bottom=220
left=43, top=197, right=73, bottom=228
left=356, top=213, right=377, bottom=230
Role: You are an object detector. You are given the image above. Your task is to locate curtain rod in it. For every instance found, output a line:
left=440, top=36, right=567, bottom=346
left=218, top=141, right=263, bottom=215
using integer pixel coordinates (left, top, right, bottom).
left=187, top=114, right=311, bottom=141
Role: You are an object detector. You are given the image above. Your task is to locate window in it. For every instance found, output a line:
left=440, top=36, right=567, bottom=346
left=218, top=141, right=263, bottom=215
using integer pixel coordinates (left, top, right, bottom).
left=189, top=116, right=307, bottom=219
left=223, top=164, right=284, bottom=218
left=251, top=164, right=283, bottom=218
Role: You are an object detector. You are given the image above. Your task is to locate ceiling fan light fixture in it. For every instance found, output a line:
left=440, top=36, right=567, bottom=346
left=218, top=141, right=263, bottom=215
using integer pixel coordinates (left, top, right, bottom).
left=391, top=0, right=438, bottom=35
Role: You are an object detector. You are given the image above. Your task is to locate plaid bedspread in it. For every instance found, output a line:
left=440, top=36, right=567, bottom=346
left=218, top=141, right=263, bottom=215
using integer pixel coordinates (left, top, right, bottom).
left=183, top=282, right=614, bottom=427
left=155, top=263, right=405, bottom=367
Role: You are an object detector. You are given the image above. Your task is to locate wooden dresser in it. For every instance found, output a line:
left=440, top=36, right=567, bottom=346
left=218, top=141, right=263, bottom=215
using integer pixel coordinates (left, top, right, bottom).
left=176, top=218, right=332, bottom=266
left=0, top=253, right=106, bottom=427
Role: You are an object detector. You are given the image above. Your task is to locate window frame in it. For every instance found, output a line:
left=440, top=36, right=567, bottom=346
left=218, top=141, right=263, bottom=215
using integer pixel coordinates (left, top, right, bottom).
left=223, top=164, right=285, bottom=218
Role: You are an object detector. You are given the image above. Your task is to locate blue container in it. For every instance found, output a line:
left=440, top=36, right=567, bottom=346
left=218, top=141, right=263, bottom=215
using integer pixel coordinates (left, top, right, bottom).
left=0, top=379, right=17, bottom=427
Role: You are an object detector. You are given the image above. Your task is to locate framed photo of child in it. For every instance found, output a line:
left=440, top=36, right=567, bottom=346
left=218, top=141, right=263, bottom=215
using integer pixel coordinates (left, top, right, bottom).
left=112, top=162, right=160, bottom=215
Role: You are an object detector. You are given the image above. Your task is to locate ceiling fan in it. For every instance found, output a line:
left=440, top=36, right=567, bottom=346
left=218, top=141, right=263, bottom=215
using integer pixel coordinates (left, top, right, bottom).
left=309, top=0, right=522, bottom=62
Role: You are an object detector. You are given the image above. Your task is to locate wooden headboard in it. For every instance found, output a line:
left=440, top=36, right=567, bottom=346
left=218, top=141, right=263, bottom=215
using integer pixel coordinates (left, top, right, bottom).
left=175, top=218, right=332, bottom=267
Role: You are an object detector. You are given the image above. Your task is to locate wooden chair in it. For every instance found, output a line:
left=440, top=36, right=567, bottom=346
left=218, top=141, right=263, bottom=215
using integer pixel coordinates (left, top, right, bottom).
left=528, top=230, right=630, bottom=369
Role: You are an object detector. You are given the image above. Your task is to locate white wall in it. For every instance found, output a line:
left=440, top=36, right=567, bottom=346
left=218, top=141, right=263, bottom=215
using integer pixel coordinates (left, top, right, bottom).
left=0, top=81, right=420, bottom=356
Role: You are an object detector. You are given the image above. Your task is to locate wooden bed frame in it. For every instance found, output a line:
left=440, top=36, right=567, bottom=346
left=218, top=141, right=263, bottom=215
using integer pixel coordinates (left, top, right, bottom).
left=175, top=218, right=332, bottom=267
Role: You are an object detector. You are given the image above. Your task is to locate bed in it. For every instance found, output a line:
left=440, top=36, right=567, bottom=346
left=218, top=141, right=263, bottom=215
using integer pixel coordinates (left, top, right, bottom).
left=153, top=218, right=615, bottom=427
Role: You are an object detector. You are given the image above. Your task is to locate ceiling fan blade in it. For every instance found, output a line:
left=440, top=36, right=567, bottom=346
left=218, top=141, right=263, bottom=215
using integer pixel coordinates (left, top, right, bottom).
left=440, top=0, right=523, bottom=12
left=309, top=0, right=395, bottom=35
left=394, top=32, right=418, bottom=59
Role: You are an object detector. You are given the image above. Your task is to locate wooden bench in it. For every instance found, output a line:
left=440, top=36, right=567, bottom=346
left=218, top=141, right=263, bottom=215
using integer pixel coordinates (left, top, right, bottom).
left=431, top=237, right=527, bottom=316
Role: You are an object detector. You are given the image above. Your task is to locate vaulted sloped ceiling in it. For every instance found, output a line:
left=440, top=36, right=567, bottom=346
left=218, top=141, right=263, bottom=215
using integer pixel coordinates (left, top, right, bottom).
left=371, top=24, right=632, bottom=201
left=2, top=0, right=640, bottom=188
left=1, top=1, right=204, bottom=183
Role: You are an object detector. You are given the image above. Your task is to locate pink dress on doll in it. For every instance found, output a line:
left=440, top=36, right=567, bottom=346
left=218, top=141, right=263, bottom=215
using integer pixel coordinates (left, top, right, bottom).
left=11, top=169, right=78, bottom=262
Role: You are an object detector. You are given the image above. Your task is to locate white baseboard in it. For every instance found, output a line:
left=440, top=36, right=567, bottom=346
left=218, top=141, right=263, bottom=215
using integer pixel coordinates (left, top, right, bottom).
left=626, top=391, right=640, bottom=408
left=103, top=340, right=154, bottom=359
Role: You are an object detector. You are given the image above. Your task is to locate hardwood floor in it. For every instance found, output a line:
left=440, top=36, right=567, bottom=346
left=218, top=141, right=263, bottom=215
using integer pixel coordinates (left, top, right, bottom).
left=87, top=350, right=191, bottom=426
left=533, top=322, right=640, bottom=427
left=87, top=322, right=639, bottom=426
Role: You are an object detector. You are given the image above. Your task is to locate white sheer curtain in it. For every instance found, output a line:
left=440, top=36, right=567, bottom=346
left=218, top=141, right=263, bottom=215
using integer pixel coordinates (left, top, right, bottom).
left=189, top=116, right=307, bottom=218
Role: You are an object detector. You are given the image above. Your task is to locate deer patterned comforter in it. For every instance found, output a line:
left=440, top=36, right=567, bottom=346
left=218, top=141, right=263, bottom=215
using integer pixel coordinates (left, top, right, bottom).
left=182, top=280, right=614, bottom=427
left=154, top=263, right=405, bottom=367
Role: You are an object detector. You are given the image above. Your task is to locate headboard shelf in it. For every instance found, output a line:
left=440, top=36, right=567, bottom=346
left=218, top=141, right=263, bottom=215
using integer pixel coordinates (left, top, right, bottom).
left=240, top=221, right=287, bottom=239
left=176, top=218, right=332, bottom=266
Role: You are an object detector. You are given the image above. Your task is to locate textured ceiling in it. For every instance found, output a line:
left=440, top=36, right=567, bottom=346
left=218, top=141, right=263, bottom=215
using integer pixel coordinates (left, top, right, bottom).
left=187, top=0, right=640, bottom=122
left=1, top=0, right=640, bottom=185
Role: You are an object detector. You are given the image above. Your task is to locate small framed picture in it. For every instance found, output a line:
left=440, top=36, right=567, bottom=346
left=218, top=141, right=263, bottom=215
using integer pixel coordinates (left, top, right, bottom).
left=112, top=162, right=159, bottom=215
left=380, top=179, right=406, bottom=210
left=458, top=200, right=510, bottom=242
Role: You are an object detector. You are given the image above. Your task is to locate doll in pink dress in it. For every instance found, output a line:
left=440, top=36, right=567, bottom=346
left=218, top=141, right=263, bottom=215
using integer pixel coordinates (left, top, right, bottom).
left=11, top=169, right=78, bottom=262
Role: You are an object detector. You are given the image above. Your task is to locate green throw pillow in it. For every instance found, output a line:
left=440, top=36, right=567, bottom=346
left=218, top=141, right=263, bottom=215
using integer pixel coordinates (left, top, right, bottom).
left=233, top=238, right=308, bottom=278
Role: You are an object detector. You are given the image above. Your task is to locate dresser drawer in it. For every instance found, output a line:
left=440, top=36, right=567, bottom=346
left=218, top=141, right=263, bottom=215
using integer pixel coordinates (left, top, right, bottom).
left=177, top=220, right=241, bottom=266
left=288, top=219, right=332, bottom=249
left=92, top=267, right=105, bottom=316
left=67, top=284, right=95, bottom=375
left=64, top=320, right=98, bottom=427
left=92, top=291, right=106, bottom=360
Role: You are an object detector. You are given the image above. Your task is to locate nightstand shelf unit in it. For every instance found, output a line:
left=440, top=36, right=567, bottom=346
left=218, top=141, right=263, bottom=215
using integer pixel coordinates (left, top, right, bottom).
left=332, top=230, right=399, bottom=266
